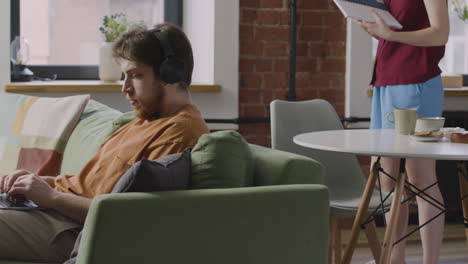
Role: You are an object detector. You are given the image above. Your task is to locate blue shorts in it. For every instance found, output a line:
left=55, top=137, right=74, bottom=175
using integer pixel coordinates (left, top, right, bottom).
left=370, top=75, right=444, bottom=129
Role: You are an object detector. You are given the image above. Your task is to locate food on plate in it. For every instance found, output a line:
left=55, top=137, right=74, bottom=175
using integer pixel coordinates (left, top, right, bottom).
left=450, top=133, right=468, bottom=143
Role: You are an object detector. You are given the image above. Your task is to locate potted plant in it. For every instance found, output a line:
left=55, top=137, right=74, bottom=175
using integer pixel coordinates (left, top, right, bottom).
left=451, top=0, right=468, bottom=22
left=98, top=13, right=130, bottom=82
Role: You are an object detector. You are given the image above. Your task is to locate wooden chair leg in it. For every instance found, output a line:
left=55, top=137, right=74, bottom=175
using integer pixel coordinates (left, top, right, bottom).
left=328, top=216, right=343, bottom=264
left=364, top=218, right=381, bottom=263
left=329, top=216, right=335, bottom=264
left=334, top=220, right=342, bottom=264
left=342, top=157, right=381, bottom=264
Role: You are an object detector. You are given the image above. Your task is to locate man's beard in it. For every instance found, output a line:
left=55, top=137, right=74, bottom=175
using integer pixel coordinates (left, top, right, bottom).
left=135, top=90, right=165, bottom=121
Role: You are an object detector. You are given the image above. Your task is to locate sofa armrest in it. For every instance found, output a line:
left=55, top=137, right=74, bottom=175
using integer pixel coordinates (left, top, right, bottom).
left=249, top=144, right=325, bottom=186
left=77, top=185, right=329, bottom=264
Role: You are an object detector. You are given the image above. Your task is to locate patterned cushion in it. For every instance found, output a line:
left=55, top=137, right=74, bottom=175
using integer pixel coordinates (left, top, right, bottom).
left=0, top=93, right=89, bottom=176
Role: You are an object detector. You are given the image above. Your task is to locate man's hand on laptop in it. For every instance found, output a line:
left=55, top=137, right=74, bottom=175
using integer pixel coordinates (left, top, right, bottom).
left=0, top=169, right=33, bottom=194
left=0, top=170, right=58, bottom=208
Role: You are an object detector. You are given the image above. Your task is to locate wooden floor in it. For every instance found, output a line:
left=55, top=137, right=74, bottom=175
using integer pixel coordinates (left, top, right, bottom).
left=346, top=224, right=468, bottom=264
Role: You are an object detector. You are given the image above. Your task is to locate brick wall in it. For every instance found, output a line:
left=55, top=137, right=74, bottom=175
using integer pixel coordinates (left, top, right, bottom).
left=238, top=0, right=346, bottom=147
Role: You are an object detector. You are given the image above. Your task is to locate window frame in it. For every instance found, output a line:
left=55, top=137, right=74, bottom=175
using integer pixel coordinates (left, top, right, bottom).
left=10, top=0, right=182, bottom=81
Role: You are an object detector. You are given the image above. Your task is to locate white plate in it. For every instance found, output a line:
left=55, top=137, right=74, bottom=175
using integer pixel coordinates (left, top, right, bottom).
left=410, top=135, right=443, bottom=142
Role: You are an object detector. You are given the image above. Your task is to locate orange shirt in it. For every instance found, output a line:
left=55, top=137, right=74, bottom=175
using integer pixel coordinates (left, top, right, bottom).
left=54, top=104, right=209, bottom=198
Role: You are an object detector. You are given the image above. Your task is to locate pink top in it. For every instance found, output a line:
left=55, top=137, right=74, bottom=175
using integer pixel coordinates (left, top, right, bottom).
left=371, top=0, right=445, bottom=87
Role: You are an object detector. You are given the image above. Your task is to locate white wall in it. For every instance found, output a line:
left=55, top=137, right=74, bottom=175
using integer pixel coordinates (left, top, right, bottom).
left=184, top=0, right=214, bottom=84
left=345, top=20, right=372, bottom=128
left=0, top=1, right=10, bottom=91
left=212, top=0, right=239, bottom=119
left=184, top=0, right=239, bottom=129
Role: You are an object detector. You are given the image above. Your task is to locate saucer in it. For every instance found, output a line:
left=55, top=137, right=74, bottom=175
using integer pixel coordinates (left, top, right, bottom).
left=409, top=134, right=443, bottom=142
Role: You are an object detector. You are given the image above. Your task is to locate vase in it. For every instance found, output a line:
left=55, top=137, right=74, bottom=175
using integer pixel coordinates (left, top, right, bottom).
left=99, top=42, right=121, bottom=82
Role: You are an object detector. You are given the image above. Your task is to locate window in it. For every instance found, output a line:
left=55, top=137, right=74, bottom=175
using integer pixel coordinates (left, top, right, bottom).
left=440, top=2, right=466, bottom=74
left=10, top=0, right=182, bottom=80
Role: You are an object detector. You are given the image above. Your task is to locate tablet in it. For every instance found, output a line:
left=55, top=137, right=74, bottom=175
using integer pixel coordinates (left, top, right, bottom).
left=333, top=0, right=403, bottom=29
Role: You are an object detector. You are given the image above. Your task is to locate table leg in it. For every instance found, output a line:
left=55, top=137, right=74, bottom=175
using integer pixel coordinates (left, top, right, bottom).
left=341, top=157, right=381, bottom=264
left=457, top=162, right=468, bottom=244
left=379, top=166, right=407, bottom=264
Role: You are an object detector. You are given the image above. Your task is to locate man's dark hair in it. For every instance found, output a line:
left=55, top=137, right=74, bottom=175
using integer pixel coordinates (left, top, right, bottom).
left=113, top=23, right=194, bottom=88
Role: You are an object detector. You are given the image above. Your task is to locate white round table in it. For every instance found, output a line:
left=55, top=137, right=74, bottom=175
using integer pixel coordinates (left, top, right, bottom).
left=294, top=129, right=468, bottom=160
left=293, top=129, right=468, bottom=264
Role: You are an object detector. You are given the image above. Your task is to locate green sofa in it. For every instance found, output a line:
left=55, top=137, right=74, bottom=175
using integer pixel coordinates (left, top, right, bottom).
left=0, top=99, right=329, bottom=264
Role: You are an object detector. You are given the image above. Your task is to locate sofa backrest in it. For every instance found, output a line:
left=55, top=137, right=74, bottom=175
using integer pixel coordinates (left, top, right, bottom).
left=60, top=100, right=324, bottom=188
left=60, top=100, right=134, bottom=175
left=249, top=144, right=324, bottom=186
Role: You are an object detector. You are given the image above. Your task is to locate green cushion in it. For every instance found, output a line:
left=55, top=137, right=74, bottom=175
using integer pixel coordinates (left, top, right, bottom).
left=60, top=100, right=134, bottom=175
left=190, top=130, right=254, bottom=189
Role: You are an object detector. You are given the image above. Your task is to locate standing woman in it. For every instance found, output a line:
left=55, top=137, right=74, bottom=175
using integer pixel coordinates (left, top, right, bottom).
left=356, top=1, right=449, bottom=264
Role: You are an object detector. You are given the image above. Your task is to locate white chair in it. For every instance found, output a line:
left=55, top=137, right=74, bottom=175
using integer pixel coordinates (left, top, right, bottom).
left=270, top=99, right=392, bottom=264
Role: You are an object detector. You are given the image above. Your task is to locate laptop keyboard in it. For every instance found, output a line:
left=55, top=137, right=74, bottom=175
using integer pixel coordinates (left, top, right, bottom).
left=0, top=193, right=38, bottom=208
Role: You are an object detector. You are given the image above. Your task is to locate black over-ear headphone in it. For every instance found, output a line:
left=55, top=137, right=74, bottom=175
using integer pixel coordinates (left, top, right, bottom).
left=151, top=29, right=186, bottom=84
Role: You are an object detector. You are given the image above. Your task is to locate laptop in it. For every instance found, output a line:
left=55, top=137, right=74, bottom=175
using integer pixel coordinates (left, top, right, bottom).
left=0, top=193, right=42, bottom=210
left=333, top=0, right=403, bottom=29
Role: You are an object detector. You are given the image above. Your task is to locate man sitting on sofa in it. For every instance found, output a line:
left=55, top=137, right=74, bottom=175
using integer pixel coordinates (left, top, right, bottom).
left=0, top=23, right=209, bottom=262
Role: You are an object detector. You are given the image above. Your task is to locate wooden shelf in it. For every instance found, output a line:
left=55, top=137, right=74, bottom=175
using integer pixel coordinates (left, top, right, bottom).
left=5, top=80, right=221, bottom=93
left=443, top=88, right=468, bottom=97
left=366, top=88, right=468, bottom=97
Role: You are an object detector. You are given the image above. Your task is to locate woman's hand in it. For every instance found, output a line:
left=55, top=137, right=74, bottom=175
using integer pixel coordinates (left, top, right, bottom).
left=355, top=0, right=449, bottom=47
left=355, top=10, right=393, bottom=40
